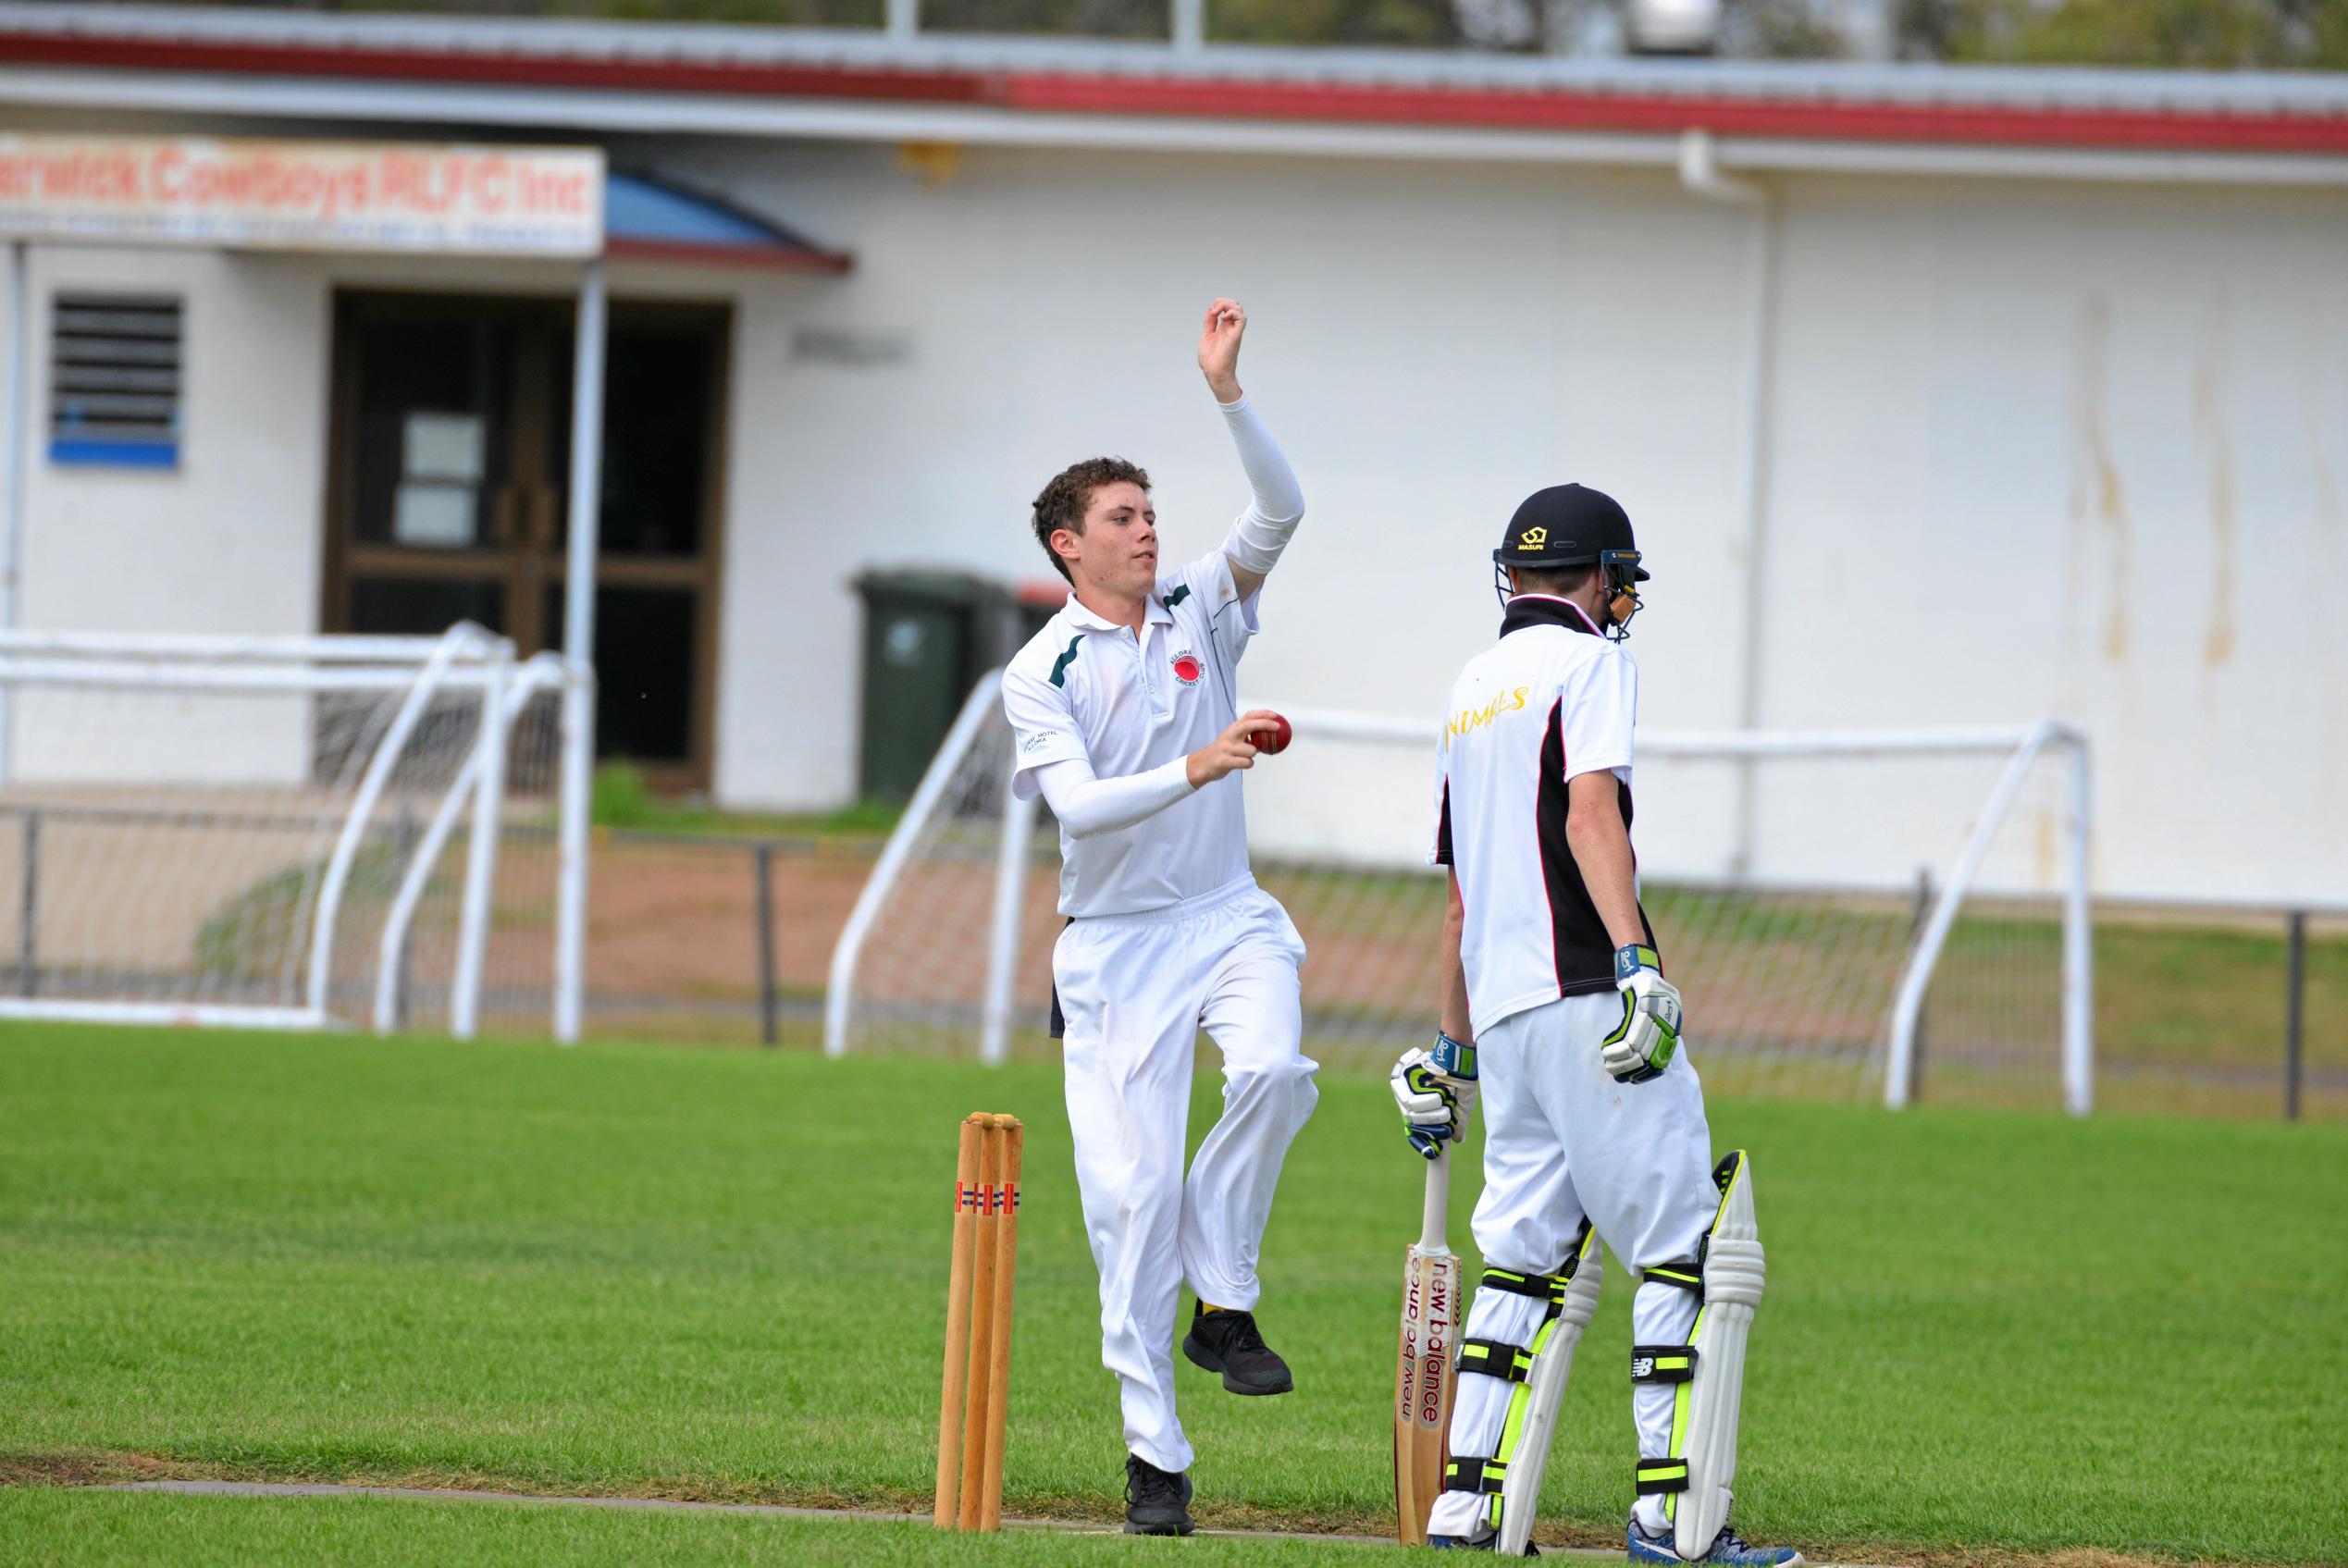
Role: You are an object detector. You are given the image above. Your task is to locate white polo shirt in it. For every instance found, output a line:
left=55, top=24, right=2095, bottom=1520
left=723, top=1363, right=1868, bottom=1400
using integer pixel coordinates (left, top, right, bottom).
left=1004, top=549, right=1262, bottom=918
left=1429, top=594, right=1659, bottom=1039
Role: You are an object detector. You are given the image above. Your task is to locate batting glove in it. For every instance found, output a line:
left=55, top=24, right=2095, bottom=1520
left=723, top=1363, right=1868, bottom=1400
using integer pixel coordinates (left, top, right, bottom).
left=1600, top=945, right=1682, bottom=1084
left=1390, top=1032, right=1478, bottom=1159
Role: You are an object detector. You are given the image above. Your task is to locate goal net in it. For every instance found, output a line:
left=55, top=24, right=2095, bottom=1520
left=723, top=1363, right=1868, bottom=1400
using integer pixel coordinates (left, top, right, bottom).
left=827, top=674, right=2092, bottom=1114
left=0, top=625, right=578, bottom=1037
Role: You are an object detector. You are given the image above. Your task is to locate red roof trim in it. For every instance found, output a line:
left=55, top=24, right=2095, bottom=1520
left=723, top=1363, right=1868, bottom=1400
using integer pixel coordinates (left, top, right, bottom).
left=0, top=31, right=995, bottom=105
left=1007, top=72, right=2348, bottom=154
left=607, top=235, right=853, bottom=272
left=5, top=30, right=2346, bottom=155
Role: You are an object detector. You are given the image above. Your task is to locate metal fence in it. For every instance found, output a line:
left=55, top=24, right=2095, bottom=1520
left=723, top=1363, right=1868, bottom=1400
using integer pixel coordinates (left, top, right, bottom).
left=576, top=827, right=2343, bottom=1123
left=2082, top=895, right=2347, bottom=1123
left=1, top=804, right=2335, bottom=1122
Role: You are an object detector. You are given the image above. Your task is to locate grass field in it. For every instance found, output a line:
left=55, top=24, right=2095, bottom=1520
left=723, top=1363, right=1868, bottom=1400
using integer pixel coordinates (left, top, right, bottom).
left=0, top=1491, right=1407, bottom=1567
left=3, top=1025, right=2345, bottom=1565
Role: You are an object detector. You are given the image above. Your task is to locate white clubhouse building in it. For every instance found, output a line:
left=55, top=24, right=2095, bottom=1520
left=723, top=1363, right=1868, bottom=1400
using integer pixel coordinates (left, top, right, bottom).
left=1, top=4, right=2343, bottom=903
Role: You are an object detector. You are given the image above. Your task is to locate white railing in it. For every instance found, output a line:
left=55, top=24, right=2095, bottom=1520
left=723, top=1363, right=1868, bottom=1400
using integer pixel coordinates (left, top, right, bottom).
left=0, top=630, right=475, bottom=662
left=1277, top=709, right=2104, bottom=1112
left=1884, top=719, right=2092, bottom=1115
left=372, top=650, right=566, bottom=1036
left=305, top=624, right=496, bottom=1020
left=823, top=673, right=1006, bottom=1061
left=826, top=674, right=2095, bottom=1115
left=0, top=623, right=587, bottom=1040
left=1282, top=708, right=2095, bottom=1117
left=978, top=750, right=1038, bottom=1068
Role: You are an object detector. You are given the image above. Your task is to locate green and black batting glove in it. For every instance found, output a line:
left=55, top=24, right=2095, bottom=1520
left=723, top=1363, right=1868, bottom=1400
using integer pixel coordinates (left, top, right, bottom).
left=1600, top=945, right=1682, bottom=1084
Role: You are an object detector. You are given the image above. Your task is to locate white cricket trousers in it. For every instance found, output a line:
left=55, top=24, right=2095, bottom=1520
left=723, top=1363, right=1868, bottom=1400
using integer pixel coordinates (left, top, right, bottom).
left=1053, top=875, right=1318, bottom=1475
left=1427, top=992, right=1721, bottom=1543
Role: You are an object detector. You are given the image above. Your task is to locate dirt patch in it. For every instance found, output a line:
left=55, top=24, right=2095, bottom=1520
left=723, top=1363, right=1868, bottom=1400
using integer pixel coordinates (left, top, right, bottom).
left=587, top=841, right=871, bottom=1001
left=0, top=1451, right=183, bottom=1488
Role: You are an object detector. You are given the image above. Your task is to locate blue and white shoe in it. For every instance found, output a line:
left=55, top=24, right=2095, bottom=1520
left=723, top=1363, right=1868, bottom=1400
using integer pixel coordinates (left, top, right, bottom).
left=1628, top=1520, right=1805, bottom=1566
left=1427, top=1534, right=1536, bottom=1554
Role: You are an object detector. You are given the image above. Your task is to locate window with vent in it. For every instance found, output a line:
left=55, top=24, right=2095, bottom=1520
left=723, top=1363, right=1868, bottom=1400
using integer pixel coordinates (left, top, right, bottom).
left=50, top=293, right=182, bottom=469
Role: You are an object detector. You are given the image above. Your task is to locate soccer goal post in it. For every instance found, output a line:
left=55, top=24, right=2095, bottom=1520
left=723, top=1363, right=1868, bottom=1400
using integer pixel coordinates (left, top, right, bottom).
left=825, top=674, right=2092, bottom=1116
left=0, top=623, right=587, bottom=1039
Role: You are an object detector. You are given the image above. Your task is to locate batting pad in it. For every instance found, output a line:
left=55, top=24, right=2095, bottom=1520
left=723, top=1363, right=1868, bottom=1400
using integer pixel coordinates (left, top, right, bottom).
left=1496, top=1226, right=1605, bottom=1556
left=1670, top=1151, right=1766, bottom=1560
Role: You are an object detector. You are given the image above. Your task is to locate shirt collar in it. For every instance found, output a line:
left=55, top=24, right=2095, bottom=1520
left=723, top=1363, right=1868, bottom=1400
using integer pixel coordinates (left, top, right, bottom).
left=1500, top=593, right=1603, bottom=639
left=1064, top=587, right=1175, bottom=633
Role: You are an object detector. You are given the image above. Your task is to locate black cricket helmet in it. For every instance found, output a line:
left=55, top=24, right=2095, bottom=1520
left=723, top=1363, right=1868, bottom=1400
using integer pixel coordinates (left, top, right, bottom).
left=1491, top=483, right=1650, bottom=639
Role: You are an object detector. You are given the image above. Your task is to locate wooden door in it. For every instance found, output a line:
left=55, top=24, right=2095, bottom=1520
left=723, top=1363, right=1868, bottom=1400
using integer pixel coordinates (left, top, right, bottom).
left=323, top=290, right=730, bottom=787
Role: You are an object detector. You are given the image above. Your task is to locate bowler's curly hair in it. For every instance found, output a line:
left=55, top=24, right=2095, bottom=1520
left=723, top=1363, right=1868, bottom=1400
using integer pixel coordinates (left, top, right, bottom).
left=1032, top=457, right=1151, bottom=584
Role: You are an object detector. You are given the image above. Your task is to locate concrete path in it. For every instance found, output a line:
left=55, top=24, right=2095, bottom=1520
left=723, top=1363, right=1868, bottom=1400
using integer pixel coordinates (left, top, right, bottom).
left=105, top=1478, right=1613, bottom=1553
left=100, top=1478, right=1901, bottom=1563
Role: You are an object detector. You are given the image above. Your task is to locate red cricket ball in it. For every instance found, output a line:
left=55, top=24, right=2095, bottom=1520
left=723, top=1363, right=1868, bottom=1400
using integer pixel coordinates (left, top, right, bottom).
left=1250, top=713, right=1293, bottom=756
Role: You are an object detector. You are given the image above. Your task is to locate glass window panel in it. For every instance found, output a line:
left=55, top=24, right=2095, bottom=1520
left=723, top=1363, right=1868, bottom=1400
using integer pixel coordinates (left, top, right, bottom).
left=352, top=313, right=513, bottom=550
left=548, top=312, right=720, bottom=560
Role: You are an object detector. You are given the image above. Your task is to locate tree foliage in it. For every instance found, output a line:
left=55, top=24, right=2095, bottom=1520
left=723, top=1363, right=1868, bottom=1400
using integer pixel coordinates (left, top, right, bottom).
left=1902, top=0, right=2348, bottom=66
left=1209, top=0, right=1463, bottom=45
left=128, top=0, right=2348, bottom=65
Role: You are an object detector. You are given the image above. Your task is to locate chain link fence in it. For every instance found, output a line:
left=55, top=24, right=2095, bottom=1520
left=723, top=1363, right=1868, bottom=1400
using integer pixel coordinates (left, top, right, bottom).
left=566, top=826, right=2345, bottom=1121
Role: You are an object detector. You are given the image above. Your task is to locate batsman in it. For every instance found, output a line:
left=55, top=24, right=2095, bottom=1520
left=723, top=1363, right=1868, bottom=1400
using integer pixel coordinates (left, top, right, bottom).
left=1390, top=485, right=1802, bottom=1564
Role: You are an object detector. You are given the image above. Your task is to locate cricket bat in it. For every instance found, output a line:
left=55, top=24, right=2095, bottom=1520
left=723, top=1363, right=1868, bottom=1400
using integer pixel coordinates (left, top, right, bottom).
left=1392, top=1143, right=1461, bottom=1545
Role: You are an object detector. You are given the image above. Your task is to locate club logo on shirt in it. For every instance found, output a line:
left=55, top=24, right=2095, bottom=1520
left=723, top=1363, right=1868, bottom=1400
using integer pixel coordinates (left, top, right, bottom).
left=1442, top=685, right=1531, bottom=749
left=1170, top=649, right=1203, bottom=686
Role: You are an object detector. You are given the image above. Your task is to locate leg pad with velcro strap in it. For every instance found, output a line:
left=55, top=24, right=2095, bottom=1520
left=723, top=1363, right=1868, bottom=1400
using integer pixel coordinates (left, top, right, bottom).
left=1645, top=1151, right=1767, bottom=1562
left=1635, top=1457, right=1691, bottom=1496
left=1458, top=1338, right=1535, bottom=1384
left=1479, top=1266, right=1569, bottom=1309
left=1443, top=1456, right=1507, bottom=1496
left=1642, top=1258, right=1704, bottom=1296
left=1493, top=1223, right=1606, bottom=1556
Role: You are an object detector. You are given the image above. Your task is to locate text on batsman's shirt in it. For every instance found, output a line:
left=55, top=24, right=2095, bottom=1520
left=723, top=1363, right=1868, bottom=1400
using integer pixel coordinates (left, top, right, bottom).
left=1002, top=549, right=1261, bottom=918
left=1430, top=594, right=1658, bottom=1039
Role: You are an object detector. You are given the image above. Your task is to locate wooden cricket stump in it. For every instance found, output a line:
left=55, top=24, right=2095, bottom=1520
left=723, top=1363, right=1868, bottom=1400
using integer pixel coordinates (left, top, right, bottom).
left=934, top=1112, right=1022, bottom=1531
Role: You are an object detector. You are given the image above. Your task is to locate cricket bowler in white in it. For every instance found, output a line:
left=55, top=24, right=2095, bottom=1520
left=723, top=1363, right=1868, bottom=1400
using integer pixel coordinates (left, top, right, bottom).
left=1001, top=300, right=1316, bottom=1537
left=1390, top=486, right=1802, bottom=1564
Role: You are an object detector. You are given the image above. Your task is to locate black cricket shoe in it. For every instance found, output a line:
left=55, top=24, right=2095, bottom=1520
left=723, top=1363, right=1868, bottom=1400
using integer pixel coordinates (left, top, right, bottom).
left=1180, top=1302, right=1294, bottom=1396
left=1123, top=1453, right=1194, bottom=1537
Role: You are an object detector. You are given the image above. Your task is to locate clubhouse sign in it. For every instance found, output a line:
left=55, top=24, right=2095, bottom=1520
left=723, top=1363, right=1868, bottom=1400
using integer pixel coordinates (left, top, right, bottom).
left=0, top=134, right=604, bottom=257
